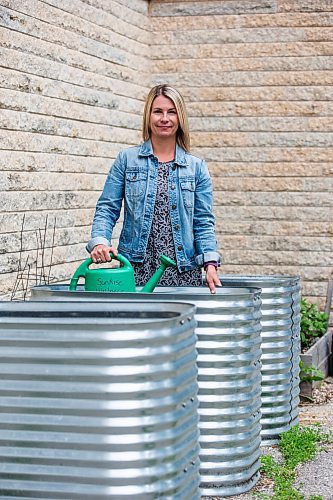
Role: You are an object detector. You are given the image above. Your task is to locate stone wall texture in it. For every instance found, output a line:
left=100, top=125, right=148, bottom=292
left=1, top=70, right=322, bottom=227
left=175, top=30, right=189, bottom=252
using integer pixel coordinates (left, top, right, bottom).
left=1, top=0, right=332, bottom=308
left=150, top=0, right=333, bottom=309
left=0, top=0, right=150, bottom=298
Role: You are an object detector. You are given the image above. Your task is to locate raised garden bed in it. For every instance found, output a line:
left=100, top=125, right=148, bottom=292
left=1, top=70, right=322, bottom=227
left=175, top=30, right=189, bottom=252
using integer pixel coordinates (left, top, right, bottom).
left=299, top=284, right=332, bottom=399
left=300, top=326, right=333, bottom=399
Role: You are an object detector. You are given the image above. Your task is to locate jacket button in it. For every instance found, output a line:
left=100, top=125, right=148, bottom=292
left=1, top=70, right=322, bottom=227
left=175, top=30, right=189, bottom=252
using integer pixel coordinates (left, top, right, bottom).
left=171, top=184, right=176, bottom=190
left=175, top=224, right=180, bottom=230
left=172, top=165, right=176, bottom=171
left=172, top=204, right=177, bottom=209
left=178, top=245, right=183, bottom=251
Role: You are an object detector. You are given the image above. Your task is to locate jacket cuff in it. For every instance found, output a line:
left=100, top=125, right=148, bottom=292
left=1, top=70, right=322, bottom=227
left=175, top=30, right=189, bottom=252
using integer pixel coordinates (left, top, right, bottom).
left=86, top=237, right=110, bottom=253
left=195, top=251, right=221, bottom=267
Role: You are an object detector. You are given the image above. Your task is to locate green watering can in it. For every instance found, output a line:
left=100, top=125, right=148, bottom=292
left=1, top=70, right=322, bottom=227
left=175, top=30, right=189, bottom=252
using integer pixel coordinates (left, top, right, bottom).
left=69, top=252, right=177, bottom=293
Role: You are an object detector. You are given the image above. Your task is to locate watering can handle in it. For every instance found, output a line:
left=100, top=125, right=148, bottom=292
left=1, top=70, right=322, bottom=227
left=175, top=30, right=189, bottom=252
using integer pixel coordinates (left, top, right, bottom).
left=69, top=252, right=132, bottom=291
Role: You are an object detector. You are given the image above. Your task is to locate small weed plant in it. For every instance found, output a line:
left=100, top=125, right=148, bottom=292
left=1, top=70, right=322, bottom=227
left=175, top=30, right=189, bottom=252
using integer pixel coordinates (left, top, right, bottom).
left=299, top=360, right=325, bottom=384
left=300, top=298, right=328, bottom=351
left=260, top=424, right=332, bottom=500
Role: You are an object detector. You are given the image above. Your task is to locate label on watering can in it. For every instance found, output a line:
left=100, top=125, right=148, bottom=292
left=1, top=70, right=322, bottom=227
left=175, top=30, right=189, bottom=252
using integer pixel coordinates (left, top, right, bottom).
left=85, top=270, right=136, bottom=293
left=93, top=277, right=127, bottom=293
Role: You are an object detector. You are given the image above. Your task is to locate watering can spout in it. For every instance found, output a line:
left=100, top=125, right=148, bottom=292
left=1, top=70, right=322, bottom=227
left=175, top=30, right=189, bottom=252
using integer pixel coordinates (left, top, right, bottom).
left=141, top=255, right=177, bottom=293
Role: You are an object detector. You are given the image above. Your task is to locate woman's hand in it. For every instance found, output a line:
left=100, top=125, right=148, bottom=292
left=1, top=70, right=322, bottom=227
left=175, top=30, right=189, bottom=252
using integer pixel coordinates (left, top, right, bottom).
left=91, top=244, right=118, bottom=264
left=205, top=265, right=222, bottom=294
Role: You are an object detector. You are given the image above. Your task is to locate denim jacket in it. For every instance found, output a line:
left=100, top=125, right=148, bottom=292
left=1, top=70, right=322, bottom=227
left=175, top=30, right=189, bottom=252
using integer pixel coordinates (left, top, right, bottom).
left=86, top=140, right=220, bottom=271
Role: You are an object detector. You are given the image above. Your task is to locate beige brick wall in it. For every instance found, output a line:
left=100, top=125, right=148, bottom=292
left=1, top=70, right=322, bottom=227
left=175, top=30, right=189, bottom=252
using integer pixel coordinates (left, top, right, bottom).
left=150, top=0, right=333, bottom=308
left=0, top=0, right=150, bottom=298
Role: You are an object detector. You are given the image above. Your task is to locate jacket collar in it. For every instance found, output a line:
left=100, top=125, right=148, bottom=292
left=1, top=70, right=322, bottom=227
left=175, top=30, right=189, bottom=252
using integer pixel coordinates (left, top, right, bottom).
left=139, top=139, right=187, bottom=167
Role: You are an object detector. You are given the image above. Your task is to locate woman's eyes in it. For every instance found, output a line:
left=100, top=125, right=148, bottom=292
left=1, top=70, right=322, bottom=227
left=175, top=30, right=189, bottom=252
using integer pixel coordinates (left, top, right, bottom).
left=153, top=109, right=177, bottom=114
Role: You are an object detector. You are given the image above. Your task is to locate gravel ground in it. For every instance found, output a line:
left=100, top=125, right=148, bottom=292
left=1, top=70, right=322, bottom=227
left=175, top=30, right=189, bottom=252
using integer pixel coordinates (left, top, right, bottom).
left=294, top=378, right=333, bottom=500
left=204, top=378, right=333, bottom=500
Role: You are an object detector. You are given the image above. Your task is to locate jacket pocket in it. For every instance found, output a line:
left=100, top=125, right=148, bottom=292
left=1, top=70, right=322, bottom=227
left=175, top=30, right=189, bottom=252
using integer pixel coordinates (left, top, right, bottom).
left=125, top=170, right=148, bottom=198
left=180, top=179, right=195, bottom=208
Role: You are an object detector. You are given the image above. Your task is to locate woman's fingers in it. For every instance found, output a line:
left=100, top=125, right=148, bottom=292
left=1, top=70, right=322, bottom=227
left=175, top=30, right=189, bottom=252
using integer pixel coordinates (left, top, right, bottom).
left=205, top=266, right=222, bottom=294
left=91, top=245, right=118, bottom=263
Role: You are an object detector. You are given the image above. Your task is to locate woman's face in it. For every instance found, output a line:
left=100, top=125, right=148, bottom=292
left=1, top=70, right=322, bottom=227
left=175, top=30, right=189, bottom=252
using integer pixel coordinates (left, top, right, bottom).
left=149, top=95, right=179, bottom=140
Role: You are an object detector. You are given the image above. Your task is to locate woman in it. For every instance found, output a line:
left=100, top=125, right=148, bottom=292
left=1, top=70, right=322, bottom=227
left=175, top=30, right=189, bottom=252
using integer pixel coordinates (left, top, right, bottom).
left=86, top=84, right=221, bottom=293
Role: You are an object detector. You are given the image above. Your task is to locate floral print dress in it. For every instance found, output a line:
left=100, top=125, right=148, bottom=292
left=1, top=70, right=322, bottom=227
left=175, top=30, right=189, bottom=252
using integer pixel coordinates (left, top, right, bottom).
left=132, top=161, right=202, bottom=287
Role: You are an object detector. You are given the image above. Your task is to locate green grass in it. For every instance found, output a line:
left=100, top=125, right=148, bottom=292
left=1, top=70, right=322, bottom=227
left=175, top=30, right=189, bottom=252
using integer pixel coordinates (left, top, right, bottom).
left=259, top=425, right=332, bottom=500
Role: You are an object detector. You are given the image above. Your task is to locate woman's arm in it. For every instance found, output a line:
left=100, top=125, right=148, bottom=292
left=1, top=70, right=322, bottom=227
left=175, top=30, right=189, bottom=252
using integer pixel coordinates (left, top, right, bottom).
left=193, top=160, right=221, bottom=264
left=86, top=151, right=126, bottom=254
left=193, top=160, right=222, bottom=293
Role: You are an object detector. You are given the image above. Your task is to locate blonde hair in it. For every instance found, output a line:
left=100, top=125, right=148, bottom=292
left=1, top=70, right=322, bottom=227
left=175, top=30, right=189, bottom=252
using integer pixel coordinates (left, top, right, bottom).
left=142, top=84, right=190, bottom=152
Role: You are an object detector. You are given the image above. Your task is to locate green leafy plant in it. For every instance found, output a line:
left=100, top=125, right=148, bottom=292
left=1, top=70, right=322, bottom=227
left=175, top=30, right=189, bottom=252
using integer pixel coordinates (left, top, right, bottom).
left=299, top=360, right=325, bottom=384
left=261, top=454, right=300, bottom=499
left=279, top=425, right=321, bottom=468
left=300, top=298, right=328, bottom=351
left=260, top=425, right=331, bottom=500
